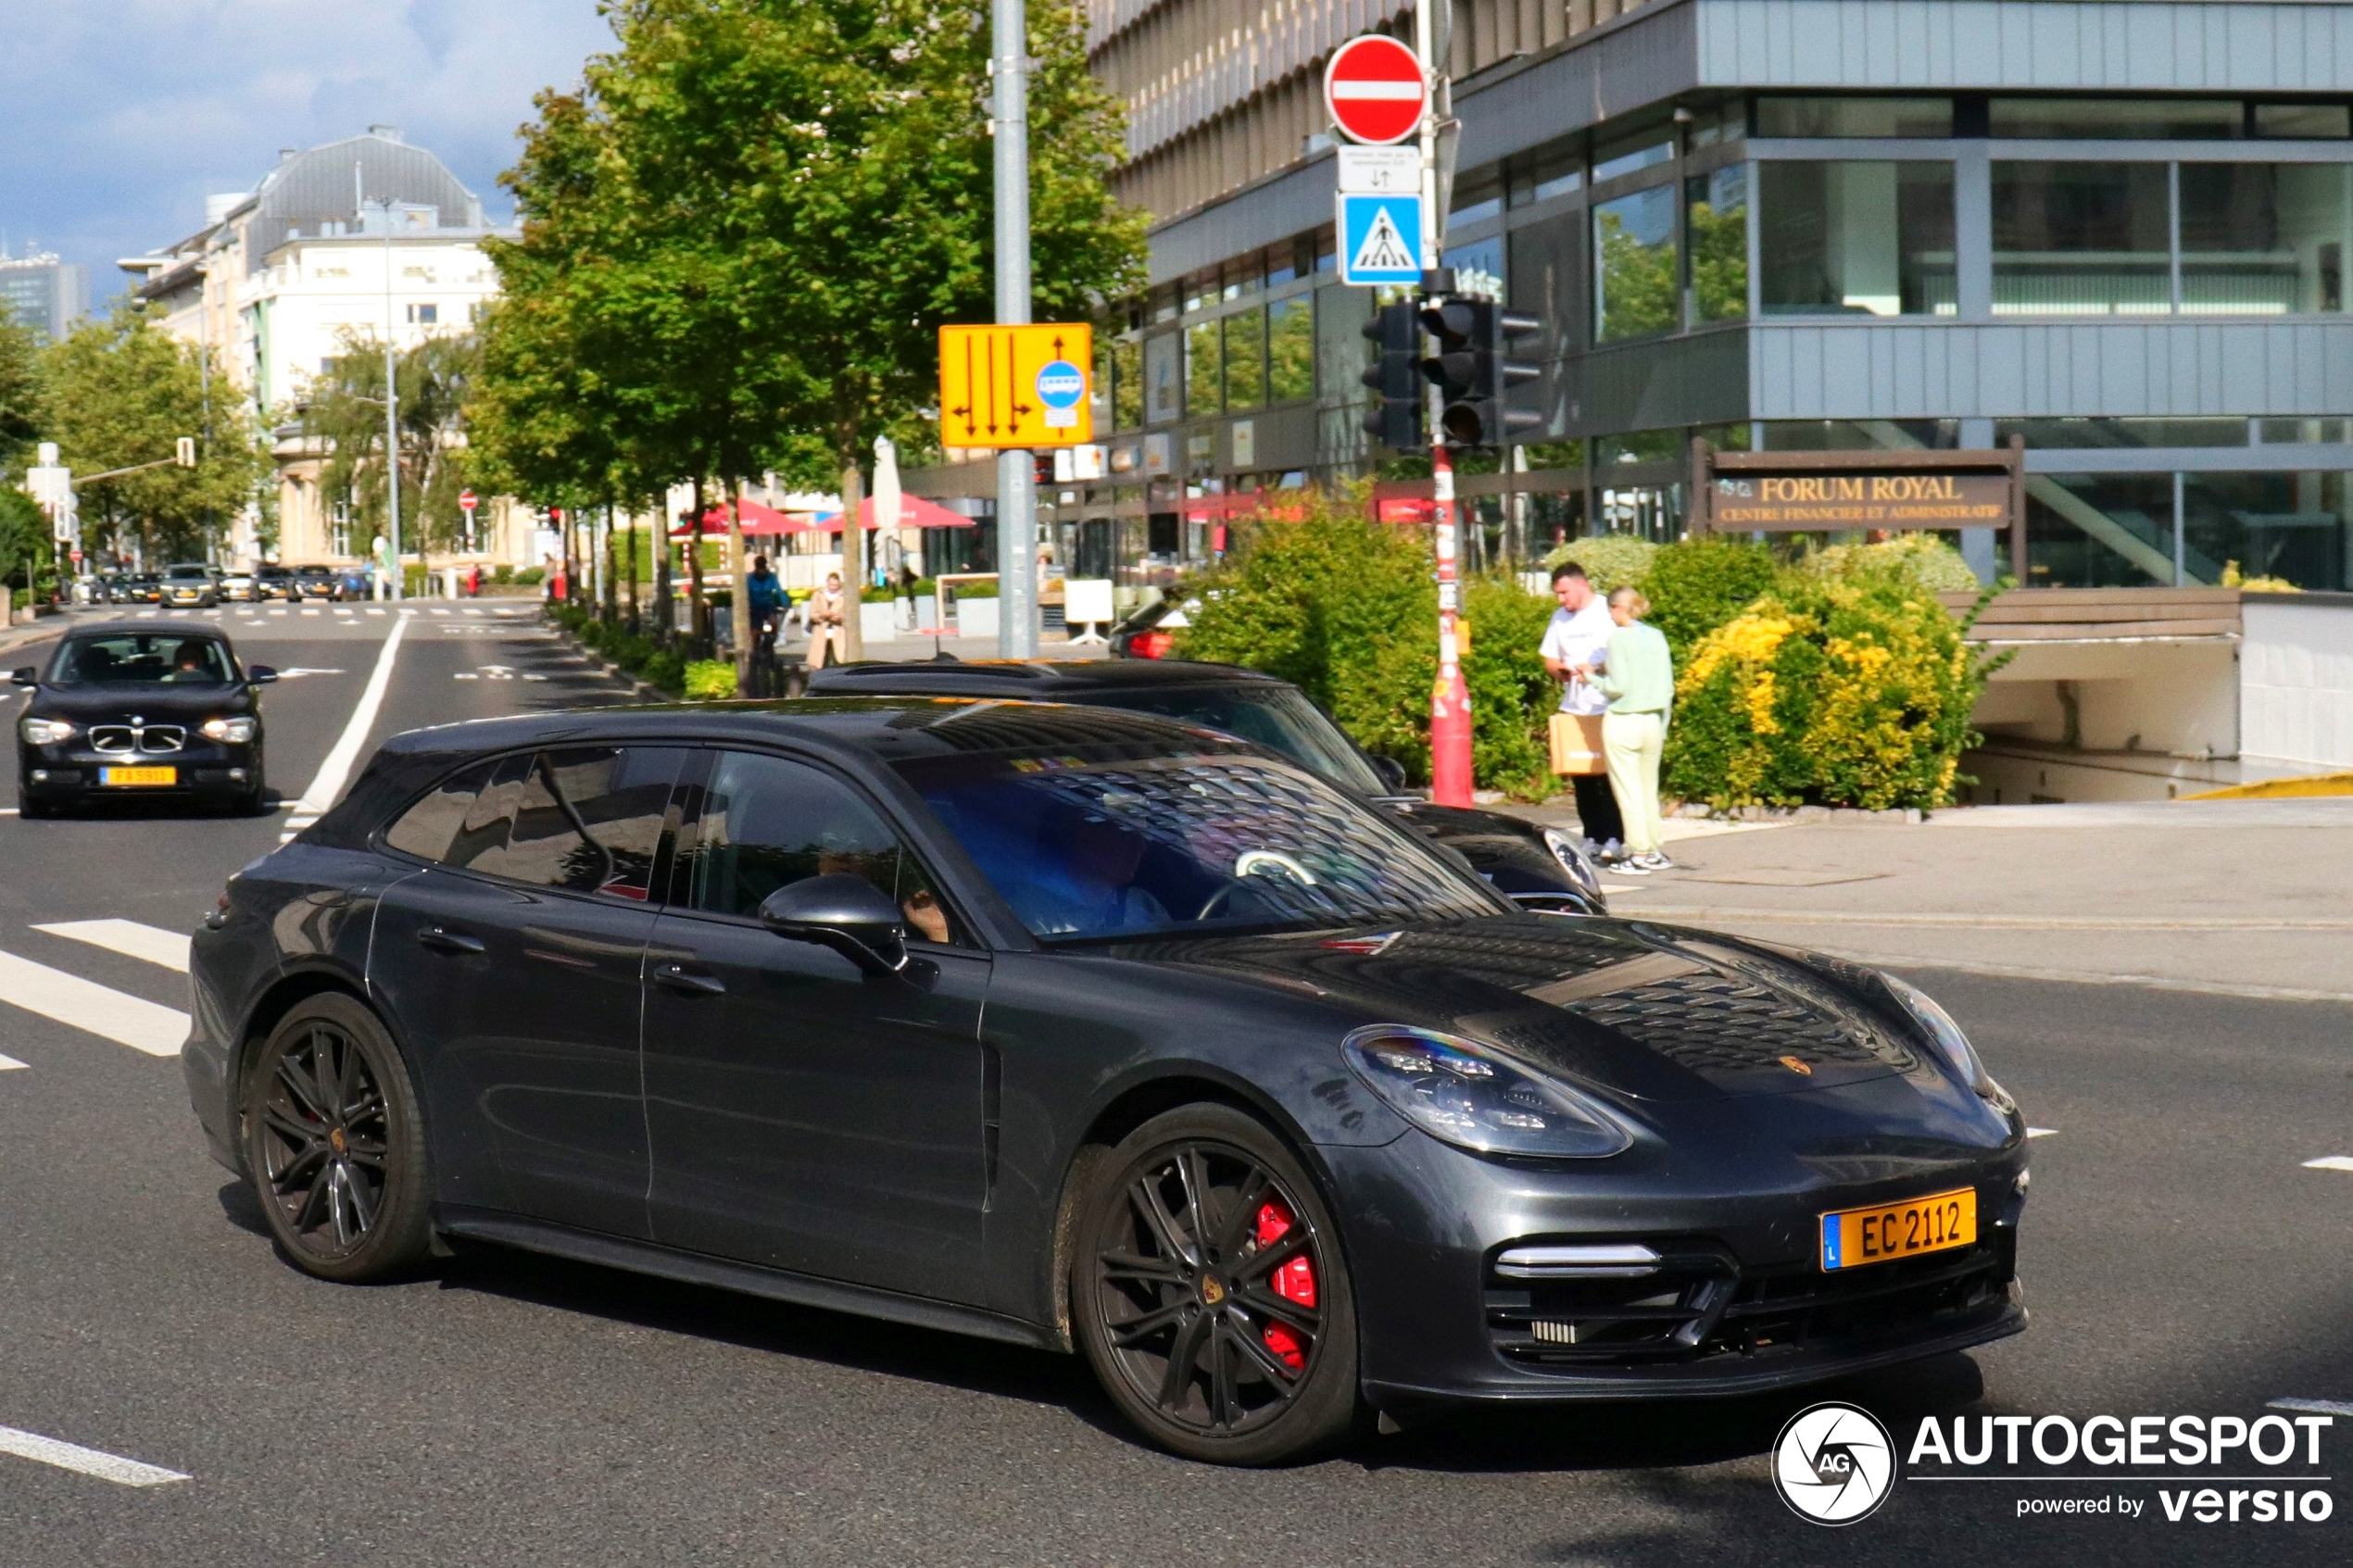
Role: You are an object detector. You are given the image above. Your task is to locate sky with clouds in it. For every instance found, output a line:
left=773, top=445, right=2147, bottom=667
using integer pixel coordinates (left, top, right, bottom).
left=0, top=0, right=616, bottom=309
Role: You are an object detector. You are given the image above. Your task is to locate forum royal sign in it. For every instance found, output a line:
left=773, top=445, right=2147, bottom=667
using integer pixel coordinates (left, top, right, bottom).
left=1692, top=440, right=2026, bottom=542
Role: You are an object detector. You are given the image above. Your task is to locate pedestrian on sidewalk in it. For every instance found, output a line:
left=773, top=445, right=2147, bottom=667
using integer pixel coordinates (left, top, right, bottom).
left=1575, top=586, right=1676, bottom=873
left=803, top=571, right=849, bottom=671
left=1539, top=561, right=1628, bottom=861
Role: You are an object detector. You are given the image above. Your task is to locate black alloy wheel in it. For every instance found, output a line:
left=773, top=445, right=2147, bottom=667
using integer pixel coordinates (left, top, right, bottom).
left=1074, top=1104, right=1358, bottom=1464
left=243, top=994, right=433, bottom=1283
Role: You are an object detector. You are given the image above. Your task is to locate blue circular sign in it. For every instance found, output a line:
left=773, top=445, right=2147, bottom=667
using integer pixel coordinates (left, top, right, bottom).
left=1035, top=358, right=1086, bottom=409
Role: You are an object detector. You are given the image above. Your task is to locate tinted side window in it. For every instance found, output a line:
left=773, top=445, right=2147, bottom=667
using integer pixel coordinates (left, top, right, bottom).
left=682, top=750, right=959, bottom=943
left=384, top=760, right=497, bottom=861
left=449, top=747, right=684, bottom=899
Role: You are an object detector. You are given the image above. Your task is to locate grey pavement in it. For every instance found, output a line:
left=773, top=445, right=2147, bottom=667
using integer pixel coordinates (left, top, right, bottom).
left=1506, top=797, right=2353, bottom=1003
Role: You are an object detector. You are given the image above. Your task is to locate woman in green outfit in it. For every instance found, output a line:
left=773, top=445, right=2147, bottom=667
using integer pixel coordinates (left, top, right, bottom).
left=1571, top=586, right=1675, bottom=872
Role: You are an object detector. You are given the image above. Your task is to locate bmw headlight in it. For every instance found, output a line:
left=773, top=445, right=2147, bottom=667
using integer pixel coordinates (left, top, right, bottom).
left=1541, top=826, right=1603, bottom=897
left=1342, top=1026, right=1631, bottom=1158
left=201, top=717, right=257, bottom=744
left=19, top=717, right=72, bottom=746
left=1882, top=973, right=2014, bottom=1110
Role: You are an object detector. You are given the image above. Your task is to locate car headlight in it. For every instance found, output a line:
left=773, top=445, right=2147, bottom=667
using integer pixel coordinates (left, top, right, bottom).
left=19, top=718, right=73, bottom=746
left=1881, top=973, right=2015, bottom=1110
left=1541, top=826, right=1603, bottom=897
left=201, top=717, right=257, bottom=744
left=1342, top=1025, right=1631, bottom=1158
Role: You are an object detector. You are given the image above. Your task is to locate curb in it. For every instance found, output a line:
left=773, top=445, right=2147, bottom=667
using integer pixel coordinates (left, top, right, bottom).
left=1667, top=803, right=1926, bottom=825
left=541, top=612, right=669, bottom=703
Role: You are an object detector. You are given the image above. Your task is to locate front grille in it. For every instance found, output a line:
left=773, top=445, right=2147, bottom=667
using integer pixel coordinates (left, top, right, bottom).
left=1488, top=1234, right=2013, bottom=1369
left=89, top=724, right=187, bottom=755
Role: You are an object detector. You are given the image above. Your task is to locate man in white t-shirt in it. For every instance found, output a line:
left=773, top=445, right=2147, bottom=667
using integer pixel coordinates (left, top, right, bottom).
left=1539, top=561, right=1628, bottom=859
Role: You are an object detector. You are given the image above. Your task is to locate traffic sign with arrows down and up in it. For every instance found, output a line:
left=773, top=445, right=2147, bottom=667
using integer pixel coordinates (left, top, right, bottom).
left=937, top=323, right=1095, bottom=447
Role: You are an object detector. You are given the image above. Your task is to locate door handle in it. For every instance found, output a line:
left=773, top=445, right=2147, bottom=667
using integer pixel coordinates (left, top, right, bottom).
left=653, top=962, right=727, bottom=997
left=416, top=925, right=485, bottom=955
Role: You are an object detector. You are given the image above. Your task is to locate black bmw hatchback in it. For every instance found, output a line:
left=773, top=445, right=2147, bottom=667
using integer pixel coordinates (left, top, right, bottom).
left=810, top=658, right=1608, bottom=914
left=16, top=622, right=275, bottom=816
left=185, top=698, right=2027, bottom=1464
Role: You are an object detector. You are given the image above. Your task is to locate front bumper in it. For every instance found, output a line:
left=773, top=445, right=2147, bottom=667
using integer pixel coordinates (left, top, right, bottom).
left=21, top=739, right=259, bottom=800
left=1327, top=1104, right=2029, bottom=1415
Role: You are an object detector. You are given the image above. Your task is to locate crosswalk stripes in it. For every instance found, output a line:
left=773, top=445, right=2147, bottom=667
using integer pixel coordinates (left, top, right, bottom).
left=0, top=1055, right=25, bottom=1072
left=0, top=947, right=187, bottom=1057
left=31, top=920, right=191, bottom=972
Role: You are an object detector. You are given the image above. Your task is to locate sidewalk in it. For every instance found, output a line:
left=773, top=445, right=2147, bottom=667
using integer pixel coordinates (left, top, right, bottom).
left=1499, top=797, right=2353, bottom=1003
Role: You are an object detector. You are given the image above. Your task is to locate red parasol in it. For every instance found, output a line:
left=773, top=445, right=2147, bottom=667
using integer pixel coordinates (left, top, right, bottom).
left=809, top=495, right=980, bottom=532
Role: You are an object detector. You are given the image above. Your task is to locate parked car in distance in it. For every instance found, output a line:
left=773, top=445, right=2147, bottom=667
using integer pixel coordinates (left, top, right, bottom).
left=184, top=697, right=2026, bottom=1465
left=253, top=564, right=301, bottom=602
left=220, top=571, right=258, bottom=604
left=14, top=621, right=274, bottom=816
left=809, top=658, right=1605, bottom=913
left=160, top=563, right=221, bottom=609
left=293, top=565, right=341, bottom=601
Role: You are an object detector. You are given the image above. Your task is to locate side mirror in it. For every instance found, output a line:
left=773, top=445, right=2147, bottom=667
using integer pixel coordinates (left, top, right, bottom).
left=9, top=667, right=33, bottom=687
left=757, top=873, right=907, bottom=976
left=246, top=664, right=279, bottom=684
left=1370, top=754, right=1409, bottom=794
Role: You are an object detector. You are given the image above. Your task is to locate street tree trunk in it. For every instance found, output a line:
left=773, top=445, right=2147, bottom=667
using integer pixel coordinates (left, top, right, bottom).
left=727, top=479, right=751, bottom=692
left=840, top=461, right=864, bottom=663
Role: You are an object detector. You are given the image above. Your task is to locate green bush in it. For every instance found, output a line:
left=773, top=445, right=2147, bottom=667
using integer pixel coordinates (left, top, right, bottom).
left=1175, top=487, right=1557, bottom=796
left=1796, top=533, right=1982, bottom=595
left=1541, top=533, right=1655, bottom=593
left=513, top=567, right=546, bottom=586
left=1665, top=573, right=2000, bottom=811
left=1640, top=538, right=1780, bottom=666
left=491, top=563, right=516, bottom=585
left=683, top=659, right=738, bottom=701
left=950, top=579, right=999, bottom=599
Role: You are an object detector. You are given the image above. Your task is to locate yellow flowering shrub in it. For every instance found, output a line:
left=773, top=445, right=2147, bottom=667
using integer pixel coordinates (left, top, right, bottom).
left=1665, top=572, right=2000, bottom=811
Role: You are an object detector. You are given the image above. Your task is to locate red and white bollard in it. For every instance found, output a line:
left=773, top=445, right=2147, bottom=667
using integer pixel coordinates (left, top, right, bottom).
left=1428, top=444, right=1475, bottom=808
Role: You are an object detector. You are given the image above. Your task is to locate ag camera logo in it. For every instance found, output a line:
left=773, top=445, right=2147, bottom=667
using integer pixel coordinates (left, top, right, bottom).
left=1774, top=1402, right=1896, bottom=1525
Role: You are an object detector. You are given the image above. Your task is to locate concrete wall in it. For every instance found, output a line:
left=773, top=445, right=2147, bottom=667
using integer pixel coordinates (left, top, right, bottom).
left=2241, top=592, right=2353, bottom=771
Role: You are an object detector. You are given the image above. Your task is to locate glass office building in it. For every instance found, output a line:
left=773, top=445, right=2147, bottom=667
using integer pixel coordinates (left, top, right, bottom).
left=1052, top=0, right=2353, bottom=592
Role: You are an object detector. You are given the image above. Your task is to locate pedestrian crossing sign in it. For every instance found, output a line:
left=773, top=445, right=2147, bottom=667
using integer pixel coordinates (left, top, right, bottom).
left=1338, top=192, right=1424, bottom=285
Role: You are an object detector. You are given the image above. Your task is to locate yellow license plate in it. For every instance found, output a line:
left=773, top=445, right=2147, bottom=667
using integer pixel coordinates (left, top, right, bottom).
left=1820, top=1186, right=1976, bottom=1271
left=101, top=766, right=177, bottom=787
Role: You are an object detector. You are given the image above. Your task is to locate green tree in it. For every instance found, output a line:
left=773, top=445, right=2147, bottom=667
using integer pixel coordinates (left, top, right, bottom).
left=38, top=305, right=266, bottom=564
left=308, top=332, right=484, bottom=575
left=0, top=312, right=42, bottom=463
left=0, top=487, right=48, bottom=592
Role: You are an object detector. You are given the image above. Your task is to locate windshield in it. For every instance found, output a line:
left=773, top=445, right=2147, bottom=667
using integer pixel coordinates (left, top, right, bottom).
left=898, top=746, right=1496, bottom=942
left=1089, top=684, right=1388, bottom=795
left=52, top=633, right=235, bottom=686
left=166, top=566, right=210, bottom=580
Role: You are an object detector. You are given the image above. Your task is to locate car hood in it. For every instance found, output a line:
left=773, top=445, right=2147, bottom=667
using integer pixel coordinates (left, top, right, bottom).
left=1127, top=915, right=1937, bottom=1103
left=31, top=684, right=252, bottom=721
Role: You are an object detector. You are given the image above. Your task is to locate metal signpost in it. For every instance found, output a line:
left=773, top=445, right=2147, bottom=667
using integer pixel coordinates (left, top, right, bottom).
left=1325, top=25, right=1471, bottom=806
left=989, top=0, right=1038, bottom=657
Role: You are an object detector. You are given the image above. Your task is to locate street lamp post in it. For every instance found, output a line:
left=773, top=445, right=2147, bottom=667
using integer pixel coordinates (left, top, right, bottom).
left=991, top=0, right=1038, bottom=658
left=361, top=182, right=404, bottom=601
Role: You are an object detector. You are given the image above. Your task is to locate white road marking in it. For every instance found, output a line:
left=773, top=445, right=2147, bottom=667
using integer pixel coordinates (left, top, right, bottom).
left=2302, top=1155, right=2353, bottom=1173
left=463, top=608, right=484, bottom=616
left=0, top=1425, right=188, bottom=1487
left=32, top=920, right=191, bottom=972
left=0, top=949, right=187, bottom=1056
left=452, top=671, right=478, bottom=680
left=294, top=611, right=409, bottom=816
left=364, top=607, right=385, bottom=616
left=267, top=608, right=286, bottom=617
left=270, top=668, right=346, bottom=680
left=2271, top=1398, right=2353, bottom=1417
left=0, top=808, right=17, bottom=816
left=2027, top=1127, right=2058, bottom=1138
left=0, top=1054, right=25, bottom=1071
left=299, top=608, right=321, bottom=617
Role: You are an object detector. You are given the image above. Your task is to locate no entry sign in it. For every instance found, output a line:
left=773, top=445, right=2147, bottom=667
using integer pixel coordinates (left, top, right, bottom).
left=1323, top=35, right=1427, bottom=146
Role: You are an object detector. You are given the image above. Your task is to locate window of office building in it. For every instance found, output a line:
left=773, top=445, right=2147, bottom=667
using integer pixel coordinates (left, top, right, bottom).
left=2179, top=164, right=2350, bottom=314
left=1994, top=418, right=2249, bottom=448
left=1755, top=96, right=1955, bottom=138
left=2183, top=471, right=2350, bottom=589
left=1758, top=161, right=1957, bottom=316
left=1991, top=98, right=2245, bottom=140
left=1184, top=320, right=1221, bottom=416
left=1992, top=162, right=2171, bottom=316
left=1592, top=185, right=1679, bottom=342
left=1144, top=333, right=1181, bottom=425
left=1759, top=420, right=1960, bottom=450
left=1593, top=125, right=1675, bottom=185
left=1223, top=306, right=1265, bottom=411
left=1267, top=296, right=1314, bottom=403
left=1110, top=337, right=1143, bottom=431
left=1687, top=165, right=1748, bottom=321
left=2025, top=473, right=2174, bottom=587
left=2256, top=103, right=2353, bottom=139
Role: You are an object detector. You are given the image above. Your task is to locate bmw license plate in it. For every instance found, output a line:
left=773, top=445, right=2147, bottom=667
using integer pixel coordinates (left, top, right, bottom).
left=100, top=766, right=176, bottom=787
left=1820, top=1187, right=1976, bottom=1271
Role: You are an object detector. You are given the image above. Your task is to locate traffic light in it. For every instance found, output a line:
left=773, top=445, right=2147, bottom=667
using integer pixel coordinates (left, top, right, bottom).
left=1358, top=298, right=1422, bottom=449
left=1417, top=298, right=1544, bottom=447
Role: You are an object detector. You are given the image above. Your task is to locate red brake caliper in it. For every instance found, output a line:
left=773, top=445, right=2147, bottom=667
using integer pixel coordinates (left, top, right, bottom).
left=1253, top=1199, right=1317, bottom=1370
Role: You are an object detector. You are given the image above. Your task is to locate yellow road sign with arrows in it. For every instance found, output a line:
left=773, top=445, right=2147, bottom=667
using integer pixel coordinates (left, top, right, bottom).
left=937, top=323, right=1094, bottom=447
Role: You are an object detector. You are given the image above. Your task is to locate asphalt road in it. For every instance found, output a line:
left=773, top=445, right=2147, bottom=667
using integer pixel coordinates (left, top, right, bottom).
left=0, top=604, right=2346, bottom=1565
